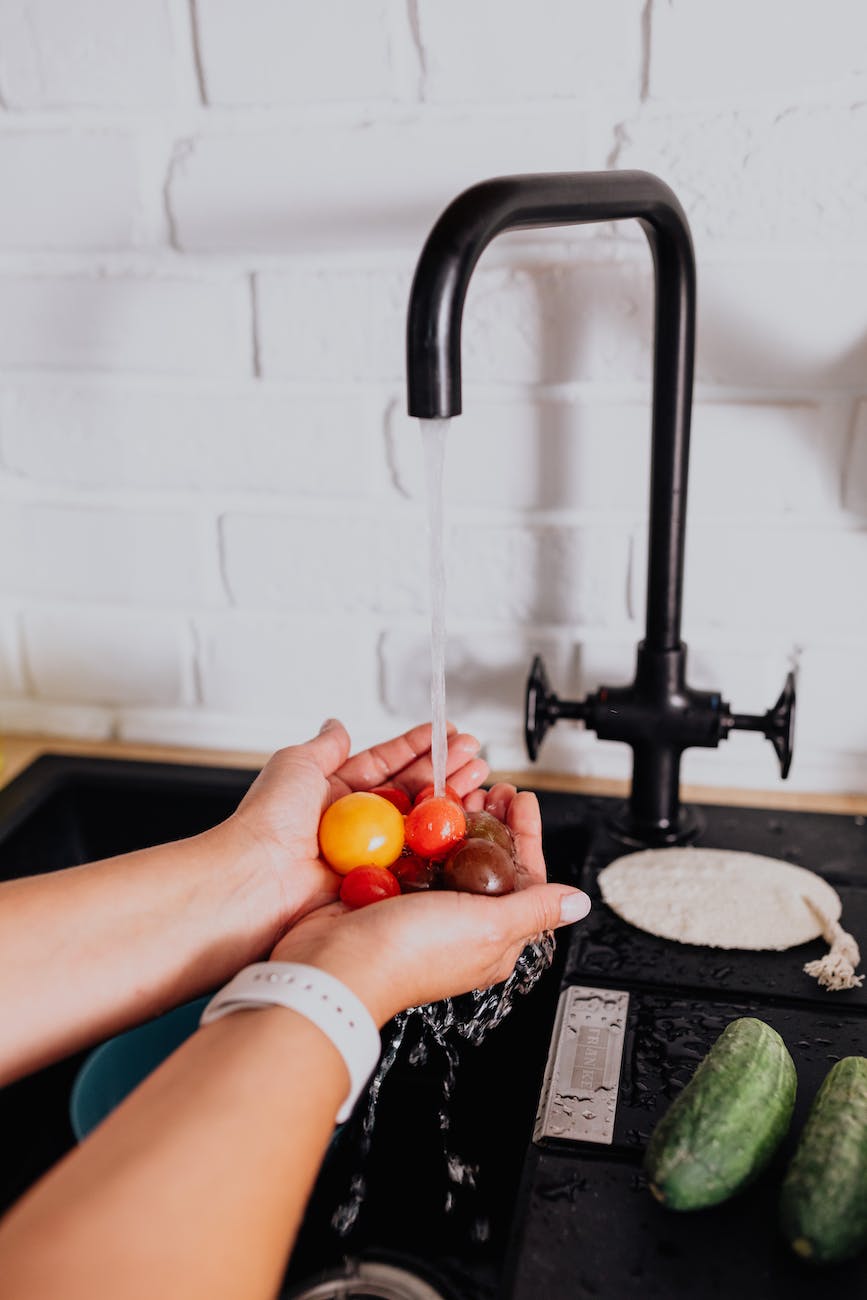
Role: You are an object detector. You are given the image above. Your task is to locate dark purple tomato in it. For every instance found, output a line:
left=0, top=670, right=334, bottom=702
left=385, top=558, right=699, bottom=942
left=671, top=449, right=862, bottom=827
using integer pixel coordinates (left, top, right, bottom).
left=441, top=838, right=517, bottom=896
left=464, top=809, right=515, bottom=857
left=392, top=852, right=437, bottom=893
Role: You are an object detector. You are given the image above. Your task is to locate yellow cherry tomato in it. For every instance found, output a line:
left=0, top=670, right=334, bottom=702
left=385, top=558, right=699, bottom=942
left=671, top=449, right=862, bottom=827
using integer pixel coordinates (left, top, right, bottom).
left=318, top=791, right=405, bottom=874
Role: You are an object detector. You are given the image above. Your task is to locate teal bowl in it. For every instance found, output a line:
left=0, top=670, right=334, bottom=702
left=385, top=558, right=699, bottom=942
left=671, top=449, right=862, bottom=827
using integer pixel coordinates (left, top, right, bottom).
left=70, top=996, right=210, bottom=1141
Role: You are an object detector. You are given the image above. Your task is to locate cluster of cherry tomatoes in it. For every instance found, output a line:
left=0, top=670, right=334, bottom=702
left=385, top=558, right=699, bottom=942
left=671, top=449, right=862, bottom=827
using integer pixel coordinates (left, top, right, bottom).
left=318, top=784, right=517, bottom=909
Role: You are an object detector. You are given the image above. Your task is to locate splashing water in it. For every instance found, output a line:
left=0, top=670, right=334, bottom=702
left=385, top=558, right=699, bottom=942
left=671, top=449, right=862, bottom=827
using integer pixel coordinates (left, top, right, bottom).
left=331, top=932, right=556, bottom=1235
left=330, top=1013, right=412, bottom=1236
left=420, top=418, right=450, bottom=797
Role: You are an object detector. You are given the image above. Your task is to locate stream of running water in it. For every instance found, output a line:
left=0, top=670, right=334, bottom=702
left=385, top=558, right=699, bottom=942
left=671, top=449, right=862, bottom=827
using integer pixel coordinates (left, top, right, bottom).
left=420, top=418, right=449, bottom=797
left=331, top=419, right=556, bottom=1238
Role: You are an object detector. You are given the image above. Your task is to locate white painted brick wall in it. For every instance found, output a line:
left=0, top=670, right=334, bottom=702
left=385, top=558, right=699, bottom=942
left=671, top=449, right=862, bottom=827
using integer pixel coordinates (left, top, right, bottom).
left=0, top=276, right=252, bottom=374
left=697, top=259, right=867, bottom=391
left=0, top=132, right=144, bottom=250
left=0, top=0, right=862, bottom=797
left=195, top=612, right=378, bottom=722
left=222, top=509, right=630, bottom=627
left=380, top=626, right=575, bottom=723
left=633, top=525, right=867, bottom=639
left=257, top=259, right=655, bottom=384
left=195, top=0, right=417, bottom=106
left=388, top=399, right=847, bottom=518
left=168, top=109, right=605, bottom=254
left=797, top=644, right=867, bottom=753
left=258, top=254, right=867, bottom=392
left=0, top=383, right=383, bottom=496
left=416, top=0, right=643, bottom=106
left=615, top=104, right=867, bottom=247
left=0, top=0, right=185, bottom=109
left=649, top=1, right=867, bottom=105
left=23, top=605, right=193, bottom=705
left=844, top=402, right=867, bottom=516
left=255, top=267, right=411, bottom=382
left=0, top=610, right=25, bottom=697
left=389, top=398, right=651, bottom=513
left=0, top=504, right=207, bottom=605
left=221, top=511, right=424, bottom=617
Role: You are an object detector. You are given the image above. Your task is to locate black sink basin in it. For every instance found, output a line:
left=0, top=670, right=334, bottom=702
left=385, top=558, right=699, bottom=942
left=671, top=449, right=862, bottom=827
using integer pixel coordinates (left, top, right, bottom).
left=0, top=755, right=257, bottom=1217
left=1, top=756, right=865, bottom=1299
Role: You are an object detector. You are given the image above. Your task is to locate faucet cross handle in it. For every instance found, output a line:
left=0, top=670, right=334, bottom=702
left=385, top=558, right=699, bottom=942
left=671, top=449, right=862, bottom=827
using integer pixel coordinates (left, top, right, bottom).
left=722, top=671, right=797, bottom=780
left=524, top=655, right=589, bottom=762
left=525, top=653, right=796, bottom=845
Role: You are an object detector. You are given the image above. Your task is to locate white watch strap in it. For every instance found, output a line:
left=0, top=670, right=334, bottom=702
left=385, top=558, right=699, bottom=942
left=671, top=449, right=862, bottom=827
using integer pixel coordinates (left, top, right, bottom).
left=200, top=963, right=381, bottom=1123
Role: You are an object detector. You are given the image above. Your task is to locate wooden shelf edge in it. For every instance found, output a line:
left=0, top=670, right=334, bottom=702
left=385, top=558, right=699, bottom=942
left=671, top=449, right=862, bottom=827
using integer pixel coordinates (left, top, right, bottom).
left=0, top=735, right=864, bottom=817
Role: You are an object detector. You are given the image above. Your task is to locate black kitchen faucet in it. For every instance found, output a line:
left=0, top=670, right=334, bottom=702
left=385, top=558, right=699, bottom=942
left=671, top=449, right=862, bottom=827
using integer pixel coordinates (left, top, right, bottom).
left=406, top=171, right=795, bottom=847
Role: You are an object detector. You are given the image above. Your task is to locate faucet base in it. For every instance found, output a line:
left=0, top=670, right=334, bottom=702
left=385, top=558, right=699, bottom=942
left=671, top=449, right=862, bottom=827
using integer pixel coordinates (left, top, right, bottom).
left=606, top=801, right=704, bottom=850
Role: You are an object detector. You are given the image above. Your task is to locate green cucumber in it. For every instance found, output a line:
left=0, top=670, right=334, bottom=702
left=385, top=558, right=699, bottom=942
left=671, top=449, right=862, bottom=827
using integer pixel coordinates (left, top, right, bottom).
left=644, top=1017, right=796, bottom=1211
left=780, top=1056, right=867, bottom=1264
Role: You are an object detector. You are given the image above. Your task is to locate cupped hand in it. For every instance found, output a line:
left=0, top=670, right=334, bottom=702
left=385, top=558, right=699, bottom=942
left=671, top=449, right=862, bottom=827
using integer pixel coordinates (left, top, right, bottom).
left=269, top=785, right=591, bottom=1025
left=219, top=719, right=490, bottom=936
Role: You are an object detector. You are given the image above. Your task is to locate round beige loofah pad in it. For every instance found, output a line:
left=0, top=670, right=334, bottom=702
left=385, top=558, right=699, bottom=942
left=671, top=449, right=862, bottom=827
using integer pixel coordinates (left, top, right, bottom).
left=598, top=847, right=843, bottom=951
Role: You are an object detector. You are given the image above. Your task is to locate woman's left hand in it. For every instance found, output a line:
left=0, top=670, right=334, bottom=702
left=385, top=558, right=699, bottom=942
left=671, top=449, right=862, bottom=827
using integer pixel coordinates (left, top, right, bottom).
left=216, top=718, right=490, bottom=938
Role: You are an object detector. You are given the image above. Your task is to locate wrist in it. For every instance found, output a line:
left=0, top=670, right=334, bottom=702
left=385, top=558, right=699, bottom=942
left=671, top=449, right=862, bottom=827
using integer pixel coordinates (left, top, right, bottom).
left=201, top=963, right=382, bottom=1122
left=269, top=939, right=400, bottom=1029
left=197, top=818, right=291, bottom=947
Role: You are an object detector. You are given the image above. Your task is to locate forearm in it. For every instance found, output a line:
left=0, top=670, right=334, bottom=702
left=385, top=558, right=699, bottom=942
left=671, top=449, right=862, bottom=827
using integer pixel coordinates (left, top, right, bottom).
left=0, top=1007, right=351, bottom=1300
left=0, top=824, right=283, bottom=1084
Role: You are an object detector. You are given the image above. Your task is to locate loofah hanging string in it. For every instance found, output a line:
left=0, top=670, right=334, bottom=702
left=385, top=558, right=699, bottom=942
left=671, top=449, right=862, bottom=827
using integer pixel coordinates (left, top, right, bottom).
left=802, top=898, right=864, bottom=991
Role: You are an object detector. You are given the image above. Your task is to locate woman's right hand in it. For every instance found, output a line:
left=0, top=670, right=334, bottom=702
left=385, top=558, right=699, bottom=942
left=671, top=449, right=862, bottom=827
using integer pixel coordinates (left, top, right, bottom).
left=269, top=786, right=591, bottom=1026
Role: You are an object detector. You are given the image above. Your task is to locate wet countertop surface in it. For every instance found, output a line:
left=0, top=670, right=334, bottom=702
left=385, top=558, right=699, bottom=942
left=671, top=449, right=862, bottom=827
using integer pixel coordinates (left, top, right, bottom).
left=507, top=793, right=867, bottom=1300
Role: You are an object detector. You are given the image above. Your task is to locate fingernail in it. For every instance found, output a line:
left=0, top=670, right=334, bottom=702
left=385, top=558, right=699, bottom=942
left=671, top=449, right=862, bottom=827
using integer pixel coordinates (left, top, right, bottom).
left=456, top=736, right=481, bottom=754
left=559, top=892, right=591, bottom=924
left=319, top=717, right=339, bottom=733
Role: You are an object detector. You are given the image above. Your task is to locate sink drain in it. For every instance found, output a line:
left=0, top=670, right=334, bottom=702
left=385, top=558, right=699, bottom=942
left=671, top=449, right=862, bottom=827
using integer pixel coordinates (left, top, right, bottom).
left=283, top=1260, right=447, bottom=1300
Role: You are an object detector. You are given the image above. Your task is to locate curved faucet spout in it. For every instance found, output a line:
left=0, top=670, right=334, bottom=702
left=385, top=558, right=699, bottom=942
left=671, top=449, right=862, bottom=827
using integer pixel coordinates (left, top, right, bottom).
left=406, top=170, right=696, bottom=653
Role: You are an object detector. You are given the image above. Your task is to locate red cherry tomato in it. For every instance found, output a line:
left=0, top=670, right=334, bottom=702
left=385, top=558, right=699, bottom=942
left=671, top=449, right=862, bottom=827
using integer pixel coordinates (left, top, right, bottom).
left=405, top=796, right=467, bottom=859
left=339, top=865, right=401, bottom=909
left=413, top=782, right=462, bottom=808
left=369, top=785, right=412, bottom=815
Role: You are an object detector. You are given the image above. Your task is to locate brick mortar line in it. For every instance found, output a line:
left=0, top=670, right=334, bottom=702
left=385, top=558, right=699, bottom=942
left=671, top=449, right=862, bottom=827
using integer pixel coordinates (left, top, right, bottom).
left=0, top=372, right=860, bottom=406
left=10, top=602, right=867, bottom=653
left=5, top=483, right=860, bottom=534
left=2, top=241, right=867, bottom=273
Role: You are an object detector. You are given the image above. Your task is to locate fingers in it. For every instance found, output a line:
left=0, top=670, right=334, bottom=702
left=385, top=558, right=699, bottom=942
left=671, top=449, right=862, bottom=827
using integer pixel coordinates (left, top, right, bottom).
left=462, top=788, right=487, bottom=813
left=388, top=732, right=485, bottom=797
left=440, top=754, right=490, bottom=799
left=482, top=782, right=517, bottom=821
left=334, top=721, right=457, bottom=791
left=495, top=882, right=591, bottom=942
left=292, top=718, right=352, bottom=777
left=507, top=791, right=547, bottom=886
